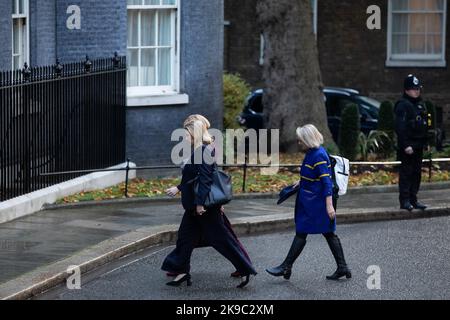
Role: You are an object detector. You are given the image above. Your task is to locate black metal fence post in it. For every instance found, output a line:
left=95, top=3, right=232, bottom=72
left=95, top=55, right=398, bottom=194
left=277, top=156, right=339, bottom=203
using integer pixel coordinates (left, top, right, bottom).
left=124, top=158, right=130, bottom=198
left=429, top=151, right=433, bottom=183
left=84, top=56, right=92, bottom=73
left=242, top=162, right=247, bottom=193
left=54, top=59, right=63, bottom=177
left=22, top=63, right=32, bottom=194
left=113, top=52, right=120, bottom=69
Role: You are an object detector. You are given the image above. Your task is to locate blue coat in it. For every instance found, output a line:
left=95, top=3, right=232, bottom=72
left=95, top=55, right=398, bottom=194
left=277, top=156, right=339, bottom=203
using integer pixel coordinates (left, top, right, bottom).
left=295, top=146, right=336, bottom=234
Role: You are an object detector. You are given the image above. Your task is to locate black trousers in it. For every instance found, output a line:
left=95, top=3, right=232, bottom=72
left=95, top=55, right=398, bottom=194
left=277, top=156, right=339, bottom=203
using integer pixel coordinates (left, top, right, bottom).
left=398, top=148, right=423, bottom=204
left=161, top=207, right=257, bottom=276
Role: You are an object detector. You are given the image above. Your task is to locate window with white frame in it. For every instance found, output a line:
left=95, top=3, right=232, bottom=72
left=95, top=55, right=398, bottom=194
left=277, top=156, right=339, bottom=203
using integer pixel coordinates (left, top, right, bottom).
left=387, top=0, right=447, bottom=67
left=127, top=0, right=179, bottom=96
left=12, top=0, right=29, bottom=70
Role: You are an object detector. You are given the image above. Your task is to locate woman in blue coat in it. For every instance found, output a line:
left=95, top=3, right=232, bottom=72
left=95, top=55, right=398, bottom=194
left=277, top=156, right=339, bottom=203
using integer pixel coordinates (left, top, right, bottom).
left=266, top=124, right=351, bottom=281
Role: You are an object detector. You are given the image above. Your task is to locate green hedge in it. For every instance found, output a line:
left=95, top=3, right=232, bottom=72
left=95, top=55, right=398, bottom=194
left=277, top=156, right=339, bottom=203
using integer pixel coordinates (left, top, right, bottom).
left=223, top=73, right=251, bottom=129
left=424, top=100, right=437, bottom=147
left=339, top=103, right=360, bottom=160
left=377, top=101, right=395, bottom=157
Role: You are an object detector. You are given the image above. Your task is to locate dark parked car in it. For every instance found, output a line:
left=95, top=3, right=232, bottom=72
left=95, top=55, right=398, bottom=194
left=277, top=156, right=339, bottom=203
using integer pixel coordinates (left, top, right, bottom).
left=237, top=87, right=380, bottom=142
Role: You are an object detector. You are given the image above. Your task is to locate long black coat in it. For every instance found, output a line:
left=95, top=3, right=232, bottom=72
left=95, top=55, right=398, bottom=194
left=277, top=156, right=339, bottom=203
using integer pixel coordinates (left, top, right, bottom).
left=177, top=144, right=215, bottom=211
left=162, top=144, right=256, bottom=276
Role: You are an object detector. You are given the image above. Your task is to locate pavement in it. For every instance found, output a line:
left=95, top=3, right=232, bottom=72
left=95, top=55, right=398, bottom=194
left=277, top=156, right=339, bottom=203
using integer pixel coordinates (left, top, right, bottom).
left=0, top=182, right=450, bottom=299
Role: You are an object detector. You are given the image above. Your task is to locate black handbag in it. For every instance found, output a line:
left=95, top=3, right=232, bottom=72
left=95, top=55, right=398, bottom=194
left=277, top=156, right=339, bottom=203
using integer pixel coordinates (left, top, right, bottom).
left=193, top=168, right=233, bottom=208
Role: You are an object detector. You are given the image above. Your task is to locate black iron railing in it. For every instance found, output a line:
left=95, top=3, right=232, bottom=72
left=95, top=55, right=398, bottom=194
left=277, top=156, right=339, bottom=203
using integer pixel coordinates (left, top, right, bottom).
left=0, top=53, right=127, bottom=201
left=38, top=157, right=450, bottom=199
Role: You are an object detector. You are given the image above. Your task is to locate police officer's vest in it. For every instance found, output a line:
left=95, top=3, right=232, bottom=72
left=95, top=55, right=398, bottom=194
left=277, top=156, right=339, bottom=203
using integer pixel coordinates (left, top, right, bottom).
left=394, top=98, right=429, bottom=141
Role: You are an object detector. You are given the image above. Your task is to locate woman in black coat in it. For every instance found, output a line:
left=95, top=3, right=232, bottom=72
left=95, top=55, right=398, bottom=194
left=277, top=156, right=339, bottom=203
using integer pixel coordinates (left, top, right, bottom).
left=164, top=115, right=251, bottom=279
left=161, top=116, right=257, bottom=288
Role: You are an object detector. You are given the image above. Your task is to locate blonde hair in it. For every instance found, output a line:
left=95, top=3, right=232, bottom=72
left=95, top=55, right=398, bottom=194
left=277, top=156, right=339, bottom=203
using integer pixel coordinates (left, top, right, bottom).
left=184, top=115, right=213, bottom=148
left=184, top=114, right=211, bottom=130
left=296, top=124, right=324, bottom=149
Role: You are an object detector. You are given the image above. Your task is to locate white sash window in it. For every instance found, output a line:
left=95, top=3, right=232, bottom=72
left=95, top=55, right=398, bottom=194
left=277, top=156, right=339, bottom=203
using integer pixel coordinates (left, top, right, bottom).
left=12, top=0, right=29, bottom=70
left=127, top=0, right=180, bottom=98
left=387, top=0, right=447, bottom=67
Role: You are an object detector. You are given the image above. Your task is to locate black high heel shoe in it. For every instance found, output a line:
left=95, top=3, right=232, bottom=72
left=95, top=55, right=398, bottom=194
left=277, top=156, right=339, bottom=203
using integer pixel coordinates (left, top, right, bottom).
left=166, top=273, right=192, bottom=287
left=237, top=275, right=250, bottom=289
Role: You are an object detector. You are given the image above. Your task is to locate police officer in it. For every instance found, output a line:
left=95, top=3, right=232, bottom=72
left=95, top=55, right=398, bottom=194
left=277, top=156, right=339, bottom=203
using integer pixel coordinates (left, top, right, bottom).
left=394, top=75, right=428, bottom=211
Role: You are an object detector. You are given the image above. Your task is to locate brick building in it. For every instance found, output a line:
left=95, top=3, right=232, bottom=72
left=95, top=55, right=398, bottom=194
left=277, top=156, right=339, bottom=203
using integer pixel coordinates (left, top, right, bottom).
left=1, top=0, right=224, bottom=170
left=224, top=0, right=450, bottom=133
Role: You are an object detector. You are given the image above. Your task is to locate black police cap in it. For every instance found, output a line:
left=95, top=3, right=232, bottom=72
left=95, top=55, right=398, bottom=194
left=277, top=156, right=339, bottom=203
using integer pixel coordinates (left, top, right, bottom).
left=404, top=74, right=423, bottom=90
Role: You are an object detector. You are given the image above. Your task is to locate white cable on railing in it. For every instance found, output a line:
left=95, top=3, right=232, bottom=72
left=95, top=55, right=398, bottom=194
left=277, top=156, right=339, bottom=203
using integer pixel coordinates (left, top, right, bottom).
left=350, top=161, right=400, bottom=165
left=241, top=158, right=450, bottom=168
left=351, top=158, right=450, bottom=165
left=426, top=158, right=450, bottom=162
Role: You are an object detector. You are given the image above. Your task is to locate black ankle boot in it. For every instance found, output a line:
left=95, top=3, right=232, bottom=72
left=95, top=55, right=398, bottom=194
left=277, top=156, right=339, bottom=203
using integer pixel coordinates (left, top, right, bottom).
left=400, top=200, right=414, bottom=211
left=411, top=201, right=427, bottom=210
left=325, top=235, right=351, bottom=281
left=266, top=236, right=306, bottom=280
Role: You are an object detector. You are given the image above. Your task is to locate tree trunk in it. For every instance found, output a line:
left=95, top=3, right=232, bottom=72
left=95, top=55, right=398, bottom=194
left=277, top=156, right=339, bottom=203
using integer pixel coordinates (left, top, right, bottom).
left=256, top=0, right=333, bottom=153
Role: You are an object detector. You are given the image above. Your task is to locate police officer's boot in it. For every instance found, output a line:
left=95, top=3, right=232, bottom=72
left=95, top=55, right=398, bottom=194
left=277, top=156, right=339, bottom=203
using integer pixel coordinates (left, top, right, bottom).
left=413, top=201, right=428, bottom=210
left=411, top=200, right=427, bottom=210
left=266, top=236, right=306, bottom=280
left=400, top=200, right=414, bottom=211
left=325, top=234, right=352, bottom=280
